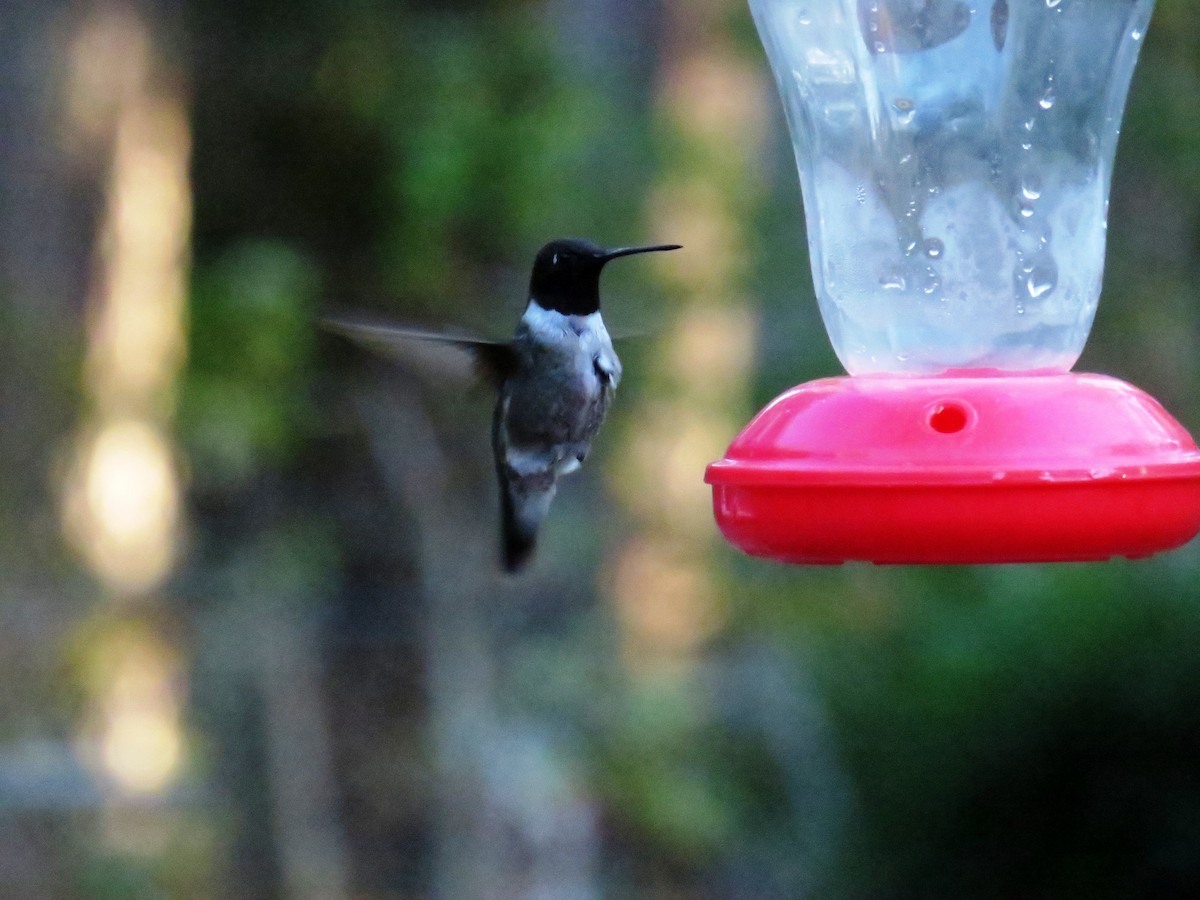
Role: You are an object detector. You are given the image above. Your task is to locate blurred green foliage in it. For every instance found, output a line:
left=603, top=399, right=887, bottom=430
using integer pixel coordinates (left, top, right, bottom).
left=805, top=561, right=1200, bottom=897
left=183, top=241, right=321, bottom=491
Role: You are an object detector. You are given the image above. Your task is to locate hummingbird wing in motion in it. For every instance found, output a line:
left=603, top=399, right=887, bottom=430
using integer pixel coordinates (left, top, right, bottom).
left=322, top=317, right=518, bottom=386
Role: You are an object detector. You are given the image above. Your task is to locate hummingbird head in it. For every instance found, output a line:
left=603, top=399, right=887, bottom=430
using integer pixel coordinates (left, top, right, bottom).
left=528, top=238, right=681, bottom=316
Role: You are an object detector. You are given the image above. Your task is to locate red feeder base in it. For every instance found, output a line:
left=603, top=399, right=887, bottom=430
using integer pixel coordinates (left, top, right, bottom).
left=705, top=373, right=1200, bottom=564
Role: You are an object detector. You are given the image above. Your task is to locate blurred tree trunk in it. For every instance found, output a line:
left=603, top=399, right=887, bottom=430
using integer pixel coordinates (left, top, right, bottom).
left=611, top=0, right=764, bottom=668
left=0, top=2, right=93, bottom=895
left=0, top=1, right=90, bottom=514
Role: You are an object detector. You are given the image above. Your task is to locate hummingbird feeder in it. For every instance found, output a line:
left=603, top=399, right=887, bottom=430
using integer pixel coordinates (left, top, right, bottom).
left=706, top=0, right=1200, bottom=564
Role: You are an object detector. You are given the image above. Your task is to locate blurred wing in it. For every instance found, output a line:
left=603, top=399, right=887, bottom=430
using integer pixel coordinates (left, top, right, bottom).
left=322, top=317, right=517, bottom=387
left=594, top=301, right=662, bottom=343
left=606, top=325, right=657, bottom=343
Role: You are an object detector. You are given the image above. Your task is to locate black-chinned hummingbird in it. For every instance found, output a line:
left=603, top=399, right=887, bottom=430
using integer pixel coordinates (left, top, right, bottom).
left=327, top=237, right=681, bottom=572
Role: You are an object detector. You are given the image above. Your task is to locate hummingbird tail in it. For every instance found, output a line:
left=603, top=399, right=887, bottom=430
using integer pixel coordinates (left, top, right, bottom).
left=501, top=504, right=537, bottom=573
left=498, top=474, right=556, bottom=574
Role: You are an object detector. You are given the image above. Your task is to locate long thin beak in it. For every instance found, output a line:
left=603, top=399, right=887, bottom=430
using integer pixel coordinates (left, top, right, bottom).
left=600, top=243, right=682, bottom=262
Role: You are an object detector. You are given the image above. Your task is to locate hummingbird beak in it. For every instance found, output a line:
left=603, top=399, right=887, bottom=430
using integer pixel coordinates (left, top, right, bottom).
left=598, top=244, right=683, bottom=263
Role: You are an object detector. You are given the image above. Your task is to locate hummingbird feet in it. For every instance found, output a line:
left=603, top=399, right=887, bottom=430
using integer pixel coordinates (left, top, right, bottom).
left=553, top=443, right=591, bottom=477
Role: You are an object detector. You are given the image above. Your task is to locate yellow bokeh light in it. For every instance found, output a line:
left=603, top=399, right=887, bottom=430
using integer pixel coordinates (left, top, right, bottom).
left=86, top=419, right=177, bottom=545
left=79, top=627, right=185, bottom=797
left=102, top=708, right=184, bottom=795
left=92, top=97, right=190, bottom=409
left=666, top=305, right=757, bottom=400
left=647, top=181, right=740, bottom=291
left=607, top=0, right=765, bottom=673
left=660, top=54, right=768, bottom=143
left=60, top=6, right=189, bottom=600
left=60, top=5, right=191, bottom=806
left=65, top=419, right=179, bottom=594
left=612, top=538, right=725, bottom=666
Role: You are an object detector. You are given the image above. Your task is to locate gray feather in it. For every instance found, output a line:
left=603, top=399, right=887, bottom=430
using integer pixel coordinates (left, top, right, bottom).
left=322, top=317, right=517, bottom=386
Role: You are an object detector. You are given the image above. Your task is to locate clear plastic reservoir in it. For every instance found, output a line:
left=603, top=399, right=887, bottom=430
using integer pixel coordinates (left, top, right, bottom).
left=751, top=0, right=1155, bottom=375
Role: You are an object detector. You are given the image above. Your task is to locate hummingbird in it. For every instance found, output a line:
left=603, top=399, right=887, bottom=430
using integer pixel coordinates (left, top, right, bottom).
left=327, top=238, right=681, bottom=572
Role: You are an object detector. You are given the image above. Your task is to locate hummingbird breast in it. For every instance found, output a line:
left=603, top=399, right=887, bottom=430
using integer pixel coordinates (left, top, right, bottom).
left=502, top=307, right=620, bottom=455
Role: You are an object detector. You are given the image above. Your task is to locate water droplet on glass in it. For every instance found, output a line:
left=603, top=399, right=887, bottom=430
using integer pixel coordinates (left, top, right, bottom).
left=1046, top=0, right=1061, bottom=8
left=923, top=238, right=944, bottom=259
left=874, top=41, right=886, bottom=53
left=1024, top=117, right=1035, bottom=131
left=1017, top=198, right=1035, bottom=218
left=879, top=266, right=907, bottom=291
left=1131, top=28, right=1143, bottom=40
left=1039, top=87, right=1056, bottom=109
left=922, top=270, right=942, bottom=295
left=856, top=184, right=867, bottom=205
left=798, top=8, right=811, bottom=24
left=1026, top=267, right=1056, bottom=299
left=904, top=240, right=918, bottom=255
left=1015, top=253, right=1057, bottom=301
left=1021, top=175, right=1042, bottom=200
left=1021, top=141, right=1033, bottom=151
left=892, top=97, right=915, bottom=125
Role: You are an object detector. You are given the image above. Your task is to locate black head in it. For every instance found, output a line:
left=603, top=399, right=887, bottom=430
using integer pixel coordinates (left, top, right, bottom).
left=528, top=238, right=681, bottom=316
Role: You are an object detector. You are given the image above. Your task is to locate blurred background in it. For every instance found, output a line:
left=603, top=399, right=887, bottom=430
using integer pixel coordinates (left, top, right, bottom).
left=3, top=0, right=1200, bottom=897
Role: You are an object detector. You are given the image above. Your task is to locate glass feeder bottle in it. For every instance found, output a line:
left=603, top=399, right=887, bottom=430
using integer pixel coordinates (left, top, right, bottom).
left=706, top=0, right=1200, bottom=564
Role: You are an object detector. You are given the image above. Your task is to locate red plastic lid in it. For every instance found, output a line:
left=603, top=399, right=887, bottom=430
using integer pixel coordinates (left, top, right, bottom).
left=706, top=374, right=1200, bottom=564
